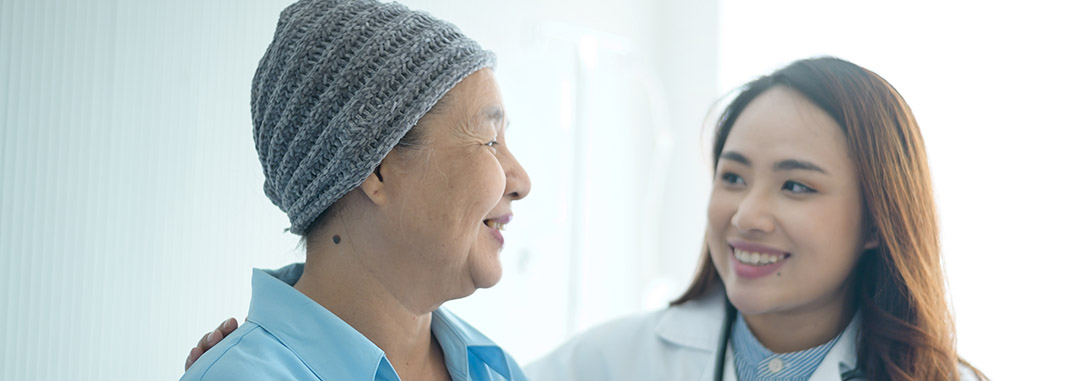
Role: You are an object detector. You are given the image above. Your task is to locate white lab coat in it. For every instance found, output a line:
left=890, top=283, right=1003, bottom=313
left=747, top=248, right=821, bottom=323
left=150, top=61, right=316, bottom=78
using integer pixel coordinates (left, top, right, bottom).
left=525, top=287, right=979, bottom=381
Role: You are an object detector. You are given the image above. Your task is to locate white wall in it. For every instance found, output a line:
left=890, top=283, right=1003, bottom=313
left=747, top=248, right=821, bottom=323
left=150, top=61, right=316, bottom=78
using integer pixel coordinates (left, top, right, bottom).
left=716, top=1, right=1080, bottom=379
left=2, top=1, right=306, bottom=379
left=0, top=0, right=716, bottom=379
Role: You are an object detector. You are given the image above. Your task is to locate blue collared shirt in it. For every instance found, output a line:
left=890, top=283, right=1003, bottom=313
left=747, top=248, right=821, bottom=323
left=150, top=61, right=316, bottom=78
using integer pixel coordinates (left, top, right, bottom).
left=731, top=312, right=845, bottom=381
left=181, top=263, right=526, bottom=381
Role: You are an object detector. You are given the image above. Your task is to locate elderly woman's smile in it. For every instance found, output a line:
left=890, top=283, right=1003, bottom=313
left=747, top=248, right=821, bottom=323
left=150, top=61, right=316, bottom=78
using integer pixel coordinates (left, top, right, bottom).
left=352, top=68, right=531, bottom=301
left=181, top=2, right=536, bottom=379
left=483, top=213, right=512, bottom=244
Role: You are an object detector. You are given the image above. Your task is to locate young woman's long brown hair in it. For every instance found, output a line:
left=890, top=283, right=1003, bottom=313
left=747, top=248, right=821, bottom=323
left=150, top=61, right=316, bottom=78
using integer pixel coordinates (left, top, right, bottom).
left=673, top=57, right=983, bottom=380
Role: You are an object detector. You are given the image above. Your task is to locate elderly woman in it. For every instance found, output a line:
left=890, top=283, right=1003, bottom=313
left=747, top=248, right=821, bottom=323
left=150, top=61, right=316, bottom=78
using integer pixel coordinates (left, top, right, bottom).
left=180, top=0, right=530, bottom=379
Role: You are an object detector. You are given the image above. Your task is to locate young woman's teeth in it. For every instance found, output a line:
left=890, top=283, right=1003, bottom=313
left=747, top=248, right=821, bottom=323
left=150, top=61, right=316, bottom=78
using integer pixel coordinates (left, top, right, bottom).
left=734, top=249, right=785, bottom=266
left=484, top=220, right=505, bottom=231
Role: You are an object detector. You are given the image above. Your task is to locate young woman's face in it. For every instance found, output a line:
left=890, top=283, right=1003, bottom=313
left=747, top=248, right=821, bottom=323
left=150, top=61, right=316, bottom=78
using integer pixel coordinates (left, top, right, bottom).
left=707, top=86, right=874, bottom=318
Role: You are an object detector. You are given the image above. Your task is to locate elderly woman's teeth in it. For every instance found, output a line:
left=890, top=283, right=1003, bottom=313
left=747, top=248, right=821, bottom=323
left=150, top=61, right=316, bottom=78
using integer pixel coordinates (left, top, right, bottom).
left=734, top=249, right=784, bottom=266
left=484, top=220, right=506, bottom=231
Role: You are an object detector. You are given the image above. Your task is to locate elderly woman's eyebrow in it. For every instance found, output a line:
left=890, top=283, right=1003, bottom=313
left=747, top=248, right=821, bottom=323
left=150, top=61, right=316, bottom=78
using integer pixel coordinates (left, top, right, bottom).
left=481, top=105, right=505, bottom=127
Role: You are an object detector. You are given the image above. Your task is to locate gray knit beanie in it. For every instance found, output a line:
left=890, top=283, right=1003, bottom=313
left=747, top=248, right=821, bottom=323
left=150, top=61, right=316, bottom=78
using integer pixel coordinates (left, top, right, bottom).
left=252, top=0, right=496, bottom=235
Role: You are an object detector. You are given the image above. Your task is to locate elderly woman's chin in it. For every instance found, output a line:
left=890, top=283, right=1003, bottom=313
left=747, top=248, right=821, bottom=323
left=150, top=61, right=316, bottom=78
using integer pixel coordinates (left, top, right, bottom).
left=432, top=244, right=507, bottom=302
left=469, top=266, right=502, bottom=291
left=466, top=247, right=505, bottom=291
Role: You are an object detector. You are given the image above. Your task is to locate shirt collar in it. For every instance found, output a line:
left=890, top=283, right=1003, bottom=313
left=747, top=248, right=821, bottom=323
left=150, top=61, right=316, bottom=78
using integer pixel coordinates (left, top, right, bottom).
left=731, top=313, right=843, bottom=379
left=257, top=263, right=523, bottom=381
left=248, top=264, right=400, bottom=380
left=808, top=312, right=861, bottom=380
left=431, top=308, right=524, bottom=381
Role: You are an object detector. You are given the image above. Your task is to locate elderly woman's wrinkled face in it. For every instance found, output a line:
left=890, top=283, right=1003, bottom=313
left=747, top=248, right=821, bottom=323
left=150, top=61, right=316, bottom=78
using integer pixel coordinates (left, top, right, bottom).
left=369, top=69, right=530, bottom=303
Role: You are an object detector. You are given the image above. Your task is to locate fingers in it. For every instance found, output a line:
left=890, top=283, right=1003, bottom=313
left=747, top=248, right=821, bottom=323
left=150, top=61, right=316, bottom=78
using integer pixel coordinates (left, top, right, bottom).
left=199, top=320, right=232, bottom=350
left=185, top=318, right=240, bottom=371
left=185, top=347, right=202, bottom=371
left=221, top=318, right=238, bottom=335
left=186, top=330, right=221, bottom=370
left=207, top=330, right=223, bottom=348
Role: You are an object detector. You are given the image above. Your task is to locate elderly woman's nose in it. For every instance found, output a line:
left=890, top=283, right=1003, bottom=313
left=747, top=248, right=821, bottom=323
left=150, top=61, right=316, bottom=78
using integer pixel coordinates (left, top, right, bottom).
left=503, top=152, right=530, bottom=200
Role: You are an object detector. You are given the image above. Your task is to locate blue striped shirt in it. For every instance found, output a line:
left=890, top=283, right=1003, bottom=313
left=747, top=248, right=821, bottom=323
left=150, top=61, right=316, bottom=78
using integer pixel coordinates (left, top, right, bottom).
left=731, top=313, right=843, bottom=380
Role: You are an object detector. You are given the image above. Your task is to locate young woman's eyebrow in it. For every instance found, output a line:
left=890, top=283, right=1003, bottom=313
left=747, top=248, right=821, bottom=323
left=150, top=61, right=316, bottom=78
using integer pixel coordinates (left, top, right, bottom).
left=719, top=151, right=751, bottom=166
left=720, top=152, right=826, bottom=174
left=774, top=159, right=827, bottom=174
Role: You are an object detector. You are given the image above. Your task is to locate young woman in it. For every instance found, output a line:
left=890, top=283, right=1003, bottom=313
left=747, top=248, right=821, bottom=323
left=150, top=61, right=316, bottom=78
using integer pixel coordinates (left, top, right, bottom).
left=189, top=57, right=985, bottom=380
left=526, top=57, right=985, bottom=380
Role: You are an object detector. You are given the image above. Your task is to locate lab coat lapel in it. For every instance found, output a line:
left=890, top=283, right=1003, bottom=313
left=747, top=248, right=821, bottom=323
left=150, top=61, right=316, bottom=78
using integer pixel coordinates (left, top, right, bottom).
left=722, top=342, right=736, bottom=381
left=654, top=288, right=727, bottom=351
left=808, top=313, right=861, bottom=381
left=653, top=288, right=728, bottom=381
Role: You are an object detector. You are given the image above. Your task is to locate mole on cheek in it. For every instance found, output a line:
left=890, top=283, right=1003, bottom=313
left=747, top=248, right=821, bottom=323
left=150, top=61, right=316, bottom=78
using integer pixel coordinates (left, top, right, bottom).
left=777, top=272, right=781, bottom=277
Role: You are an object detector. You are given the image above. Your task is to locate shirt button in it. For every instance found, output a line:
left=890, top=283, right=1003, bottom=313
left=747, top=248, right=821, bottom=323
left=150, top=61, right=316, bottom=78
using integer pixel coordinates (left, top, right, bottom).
left=768, top=358, right=784, bottom=373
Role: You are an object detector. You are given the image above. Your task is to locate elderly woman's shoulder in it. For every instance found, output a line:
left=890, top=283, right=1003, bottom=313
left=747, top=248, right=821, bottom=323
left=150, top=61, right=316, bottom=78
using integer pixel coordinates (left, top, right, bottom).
left=181, top=323, right=318, bottom=380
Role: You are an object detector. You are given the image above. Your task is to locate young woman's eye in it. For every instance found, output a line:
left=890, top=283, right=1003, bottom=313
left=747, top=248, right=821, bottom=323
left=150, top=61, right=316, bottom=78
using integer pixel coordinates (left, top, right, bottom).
left=782, top=180, right=816, bottom=194
left=720, top=173, right=745, bottom=186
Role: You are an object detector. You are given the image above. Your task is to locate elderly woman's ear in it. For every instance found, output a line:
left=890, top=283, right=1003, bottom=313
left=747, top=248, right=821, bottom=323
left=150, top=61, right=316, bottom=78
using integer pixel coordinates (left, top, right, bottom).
left=360, top=164, right=389, bottom=206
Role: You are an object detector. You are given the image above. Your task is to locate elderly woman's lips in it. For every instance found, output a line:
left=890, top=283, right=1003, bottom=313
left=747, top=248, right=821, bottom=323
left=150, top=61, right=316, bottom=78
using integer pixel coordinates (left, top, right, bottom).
left=485, top=214, right=513, bottom=224
left=483, top=214, right=512, bottom=230
left=483, top=222, right=505, bottom=245
left=482, top=214, right=511, bottom=247
left=486, top=218, right=505, bottom=229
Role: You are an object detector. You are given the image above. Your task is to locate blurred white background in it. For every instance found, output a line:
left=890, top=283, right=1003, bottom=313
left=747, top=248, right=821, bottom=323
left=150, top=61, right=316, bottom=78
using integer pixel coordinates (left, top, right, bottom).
left=1, top=0, right=1077, bottom=379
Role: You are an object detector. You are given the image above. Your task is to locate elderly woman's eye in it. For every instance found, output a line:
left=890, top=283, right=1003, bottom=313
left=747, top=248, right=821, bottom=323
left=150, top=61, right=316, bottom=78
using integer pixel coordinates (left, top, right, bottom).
left=485, top=139, right=498, bottom=147
left=782, top=180, right=816, bottom=194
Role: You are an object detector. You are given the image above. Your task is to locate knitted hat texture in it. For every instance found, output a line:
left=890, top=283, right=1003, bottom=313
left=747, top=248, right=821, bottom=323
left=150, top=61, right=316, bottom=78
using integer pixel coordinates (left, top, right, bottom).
left=252, top=0, right=496, bottom=234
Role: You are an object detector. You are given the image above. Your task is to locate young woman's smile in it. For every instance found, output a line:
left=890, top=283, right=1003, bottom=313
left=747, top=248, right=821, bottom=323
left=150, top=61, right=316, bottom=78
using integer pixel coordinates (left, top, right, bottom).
left=727, top=240, right=792, bottom=278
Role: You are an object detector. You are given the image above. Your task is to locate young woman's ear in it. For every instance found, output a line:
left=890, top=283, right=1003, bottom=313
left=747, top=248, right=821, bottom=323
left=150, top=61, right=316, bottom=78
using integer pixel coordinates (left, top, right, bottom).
left=863, top=225, right=879, bottom=251
left=863, top=237, right=879, bottom=251
left=359, top=164, right=388, bottom=205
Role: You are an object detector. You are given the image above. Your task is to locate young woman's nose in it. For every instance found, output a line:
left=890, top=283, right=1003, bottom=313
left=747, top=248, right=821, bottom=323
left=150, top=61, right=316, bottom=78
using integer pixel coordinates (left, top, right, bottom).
left=731, top=190, right=776, bottom=235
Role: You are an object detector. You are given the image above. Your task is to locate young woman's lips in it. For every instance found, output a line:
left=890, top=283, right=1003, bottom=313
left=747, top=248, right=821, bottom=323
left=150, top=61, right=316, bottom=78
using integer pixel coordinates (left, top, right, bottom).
left=728, top=243, right=790, bottom=279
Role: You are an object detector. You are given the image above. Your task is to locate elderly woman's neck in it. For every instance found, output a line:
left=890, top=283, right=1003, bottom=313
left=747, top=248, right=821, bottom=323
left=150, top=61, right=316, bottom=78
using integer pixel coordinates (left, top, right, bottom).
left=294, top=244, right=448, bottom=379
